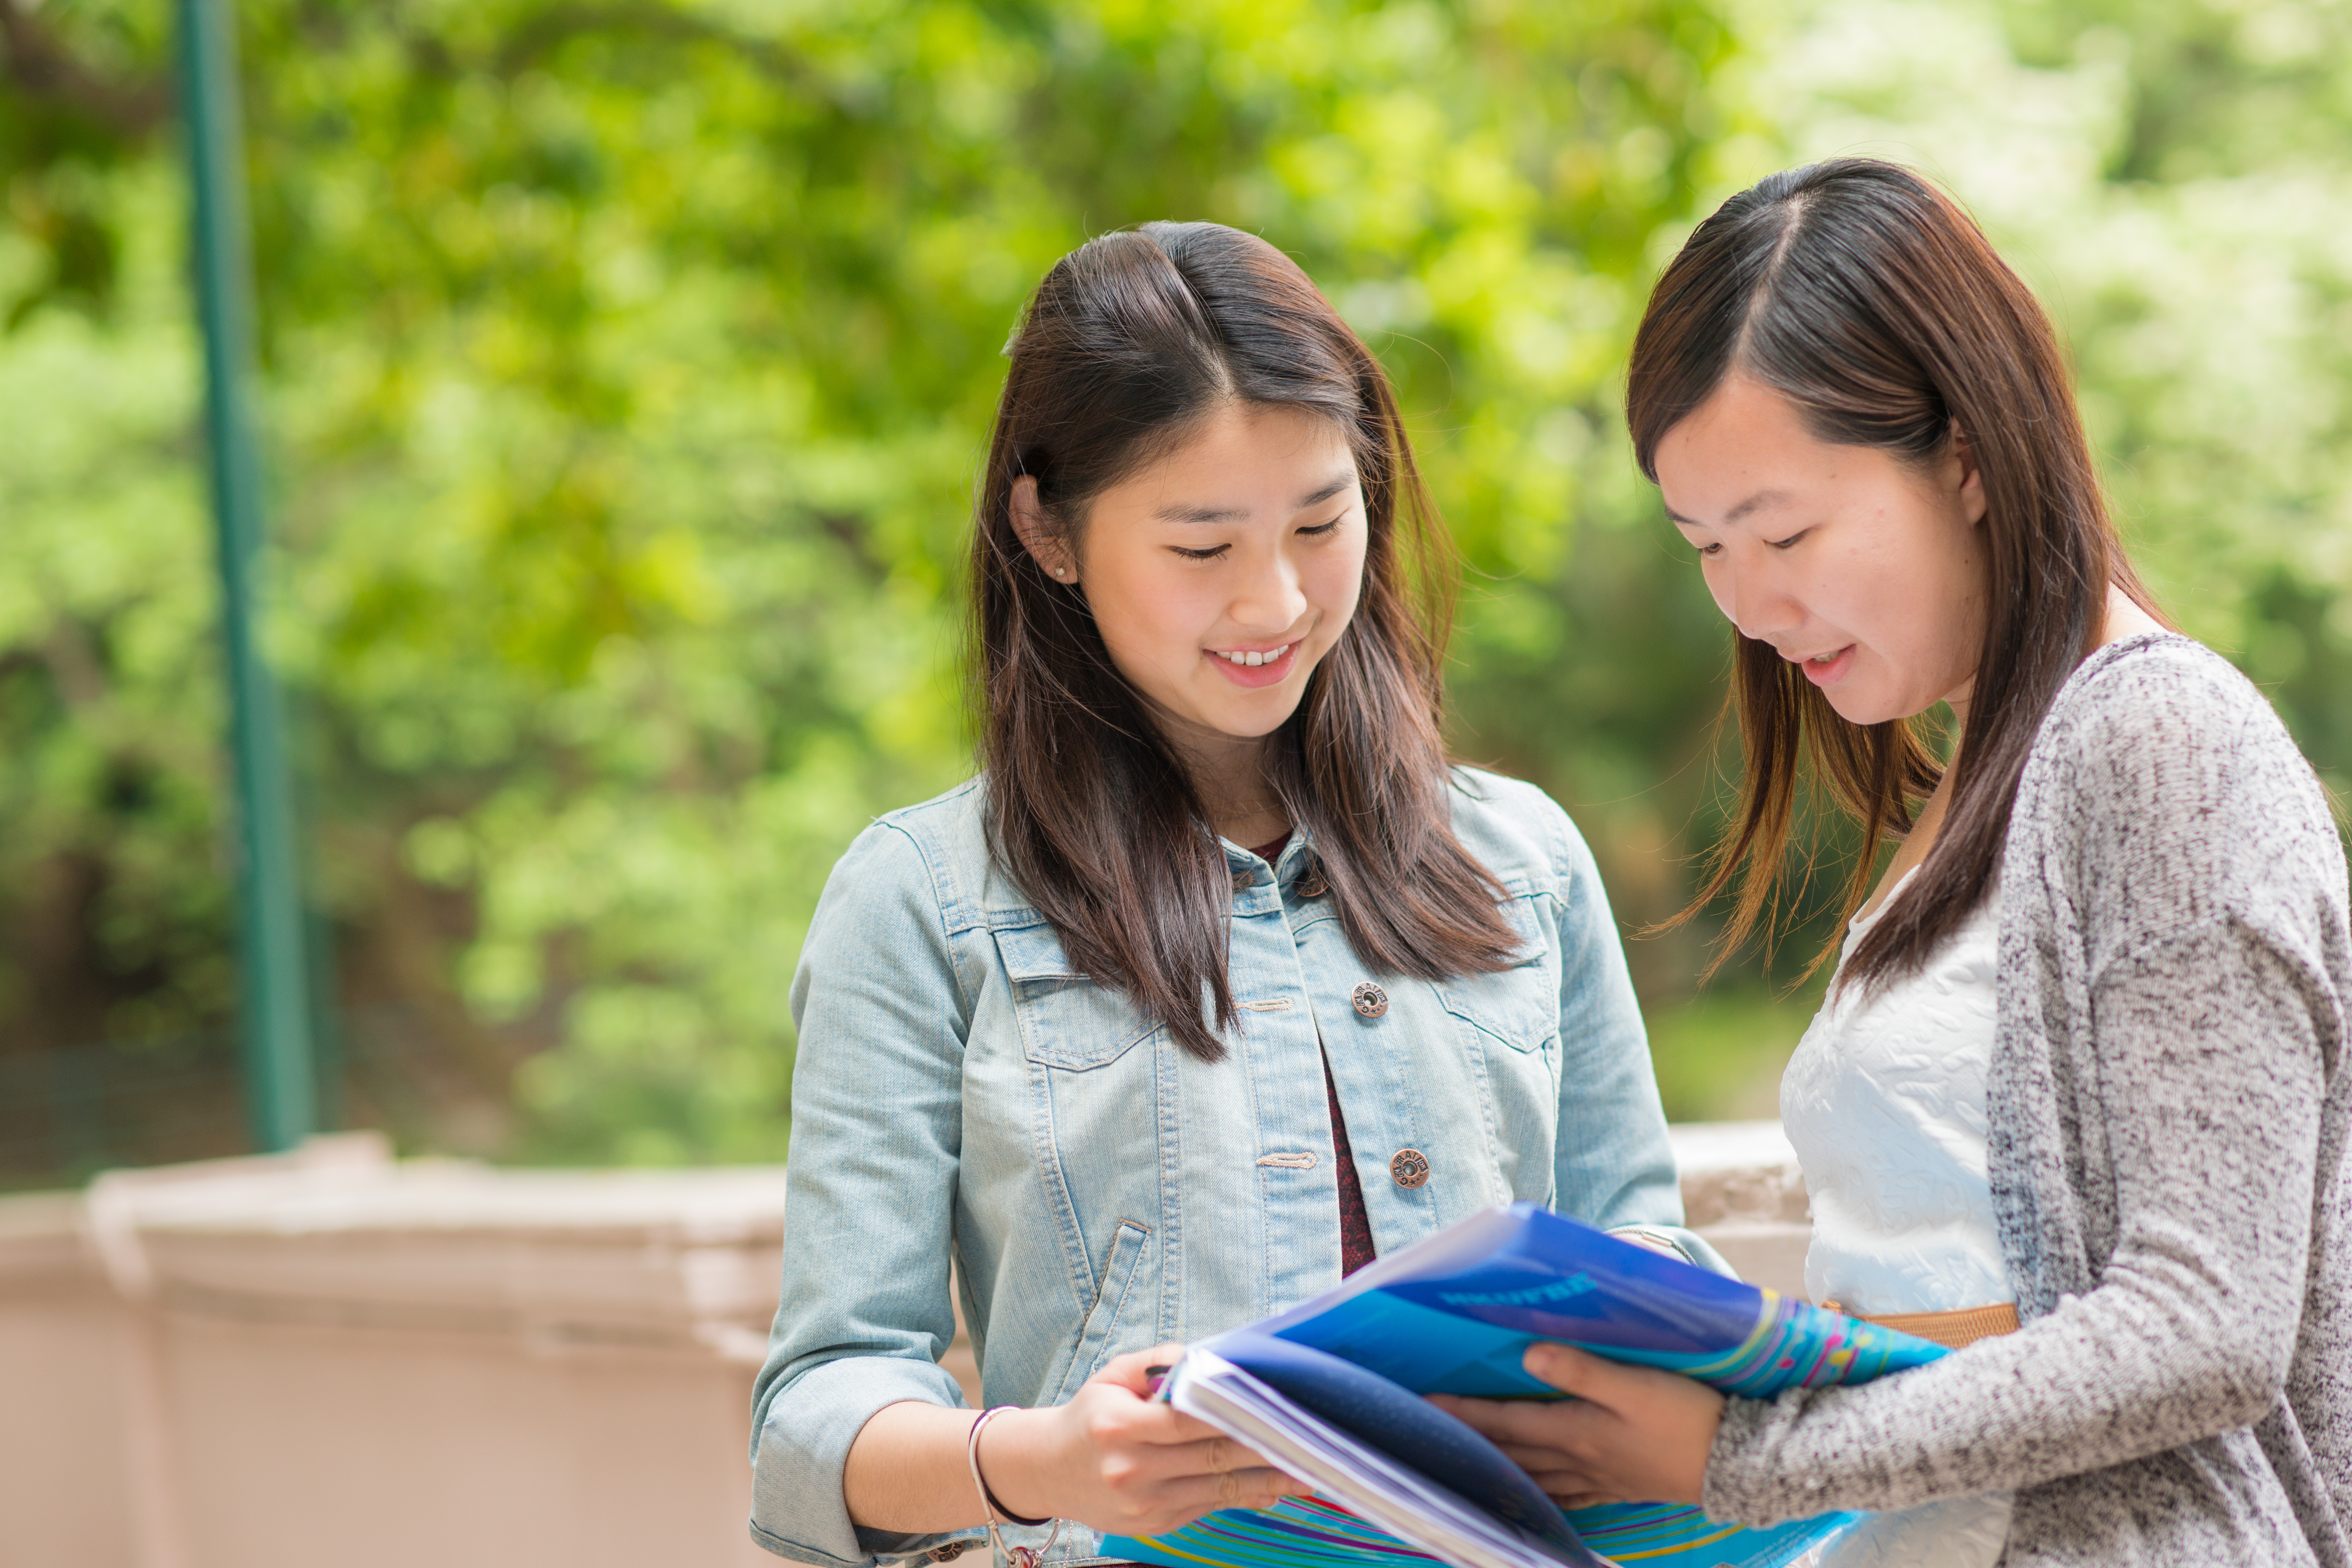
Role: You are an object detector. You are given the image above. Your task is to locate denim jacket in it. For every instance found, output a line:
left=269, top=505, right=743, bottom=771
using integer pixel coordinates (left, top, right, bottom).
left=751, top=767, right=1708, bottom=1566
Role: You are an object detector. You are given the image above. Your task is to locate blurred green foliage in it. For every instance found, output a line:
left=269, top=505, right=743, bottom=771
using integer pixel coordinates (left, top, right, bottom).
left=2, top=0, right=2347, bottom=1165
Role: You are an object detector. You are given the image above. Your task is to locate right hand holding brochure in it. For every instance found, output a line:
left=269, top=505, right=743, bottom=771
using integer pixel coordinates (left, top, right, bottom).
left=1100, top=1201, right=1948, bottom=1568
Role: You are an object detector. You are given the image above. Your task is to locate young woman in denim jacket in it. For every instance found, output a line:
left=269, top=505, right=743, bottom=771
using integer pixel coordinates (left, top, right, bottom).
left=749, top=222, right=1717, bottom=1567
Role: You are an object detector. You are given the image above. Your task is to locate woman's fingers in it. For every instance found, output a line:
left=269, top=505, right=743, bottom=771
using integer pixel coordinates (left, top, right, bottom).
left=1519, top=1341, right=1644, bottom=1404
left=1433, top=1347, right=1724, bottom=1509
left=1093, top=1350, right=1297, bottom=1460
left=1096, top=1342, right=1189, bottom=1396
left=1152, top=1432, right=1283, bottom=1479
left=1101, top=1441, right=1308, bottom=1537
left=1155, top=1463, right=1311, bottom=1516
left=1157, top=1410, right=1236, bottom=1445
left=1433, top=1391, right=1611, bottom=1452
left=1095, top=1426, right=1288, bottom=1487
left=1427, top=1390, right=1510, bottom=1430
left=1491, top=1440, right=1584, bottom=1471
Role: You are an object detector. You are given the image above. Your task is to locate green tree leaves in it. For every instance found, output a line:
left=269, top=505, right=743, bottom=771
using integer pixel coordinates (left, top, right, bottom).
left=5, top=0, right=2345, bottom=1163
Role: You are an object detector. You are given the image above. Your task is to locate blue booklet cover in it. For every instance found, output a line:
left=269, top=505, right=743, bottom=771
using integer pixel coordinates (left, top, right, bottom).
left=1210, top=1331, right=1588, bottom=1559
left=1103, top=1202, right=1946, bottom=1568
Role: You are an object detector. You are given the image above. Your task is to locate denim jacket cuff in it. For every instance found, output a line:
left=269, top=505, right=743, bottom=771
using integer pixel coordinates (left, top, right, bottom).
left=751, top=1354, right=971, bottom=1566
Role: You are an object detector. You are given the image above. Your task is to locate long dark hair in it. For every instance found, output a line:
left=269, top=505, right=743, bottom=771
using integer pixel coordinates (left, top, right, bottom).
left=975, top=222, right=1518, bottom=1061
left=1626, top=160, right=2162, bottom=988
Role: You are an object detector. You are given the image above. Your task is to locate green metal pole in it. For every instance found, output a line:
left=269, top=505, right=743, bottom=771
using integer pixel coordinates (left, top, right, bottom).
left=178, top=0, right=316, bottom=1151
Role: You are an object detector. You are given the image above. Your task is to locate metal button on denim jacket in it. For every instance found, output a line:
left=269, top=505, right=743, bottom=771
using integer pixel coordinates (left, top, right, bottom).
left=750, top=767, right=1704, bottom=1568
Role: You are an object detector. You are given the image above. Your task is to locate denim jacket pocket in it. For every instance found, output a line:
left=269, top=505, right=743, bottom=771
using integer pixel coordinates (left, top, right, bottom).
left=1435, top=892, right=1559, bottom=1053
left=1048, top=1217, right=1152, bottom=1403
left=991, top=919, right=1160, bottom=1071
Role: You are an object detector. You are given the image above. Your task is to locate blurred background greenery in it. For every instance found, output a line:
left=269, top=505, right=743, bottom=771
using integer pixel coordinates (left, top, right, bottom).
left=4, top=0, right=2349, bottom=1181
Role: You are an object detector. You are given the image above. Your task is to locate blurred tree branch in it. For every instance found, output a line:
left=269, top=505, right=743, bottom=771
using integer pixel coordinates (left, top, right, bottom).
left=488, top=2, right=812, bottom=84
left=0, top=3, right=169, bottom=139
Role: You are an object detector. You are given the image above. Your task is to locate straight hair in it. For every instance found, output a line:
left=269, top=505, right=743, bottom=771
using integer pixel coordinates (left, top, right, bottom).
left=1625, top=160, right=2162, bottom=989
left=975, top=221, right=1519, bottom=1061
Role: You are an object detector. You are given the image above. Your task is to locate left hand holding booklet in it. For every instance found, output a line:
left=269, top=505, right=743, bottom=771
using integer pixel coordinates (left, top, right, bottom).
left=1100, top=1203, right=1946, bottom=1568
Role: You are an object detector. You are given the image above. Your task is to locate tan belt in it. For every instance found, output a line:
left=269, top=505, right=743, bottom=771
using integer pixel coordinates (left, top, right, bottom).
left=1820, top=1300, right=2020, bottom=1350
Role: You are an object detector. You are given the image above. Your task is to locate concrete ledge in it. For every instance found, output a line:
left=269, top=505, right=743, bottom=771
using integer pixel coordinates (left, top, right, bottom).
left=1668, top=1119, right=1811, bottom=1301
left=4, top=1134, right=785, bottom=1568
left=4, top=1124, right=1813, bottom=1568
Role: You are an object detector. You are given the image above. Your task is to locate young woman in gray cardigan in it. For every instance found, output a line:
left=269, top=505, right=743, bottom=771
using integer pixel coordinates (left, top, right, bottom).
left=1436, top=161, right=2351, bottom=1564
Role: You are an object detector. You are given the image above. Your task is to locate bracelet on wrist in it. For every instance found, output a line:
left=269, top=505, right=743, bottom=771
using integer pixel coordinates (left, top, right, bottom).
left=967, top=1405, right=1062, bottom=1566
left=967, top=1406, right=1051, bottom=1526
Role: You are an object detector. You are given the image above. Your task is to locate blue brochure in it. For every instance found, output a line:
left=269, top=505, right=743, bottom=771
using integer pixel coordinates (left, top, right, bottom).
left=1102, top=1202, right=1946, bottom=1568
left=1211, top=1331, right=1584, bottom=1558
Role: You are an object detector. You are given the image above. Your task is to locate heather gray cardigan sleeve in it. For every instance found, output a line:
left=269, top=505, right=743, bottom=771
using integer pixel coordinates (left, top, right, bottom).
left=1701, top=637, right=2352, bottom=1567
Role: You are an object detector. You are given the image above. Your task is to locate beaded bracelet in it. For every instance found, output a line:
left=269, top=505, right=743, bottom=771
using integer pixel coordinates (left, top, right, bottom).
left=966, top=1406, right=1063, bottom=1567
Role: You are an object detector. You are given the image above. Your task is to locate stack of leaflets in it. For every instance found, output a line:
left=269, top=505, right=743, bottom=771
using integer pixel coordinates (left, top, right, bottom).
left=1101, top=1202, right=1946, bottom=1568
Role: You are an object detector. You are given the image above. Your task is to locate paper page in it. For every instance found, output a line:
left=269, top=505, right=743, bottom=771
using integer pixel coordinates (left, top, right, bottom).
left=1158, top=1350, right=1603, bottom=1568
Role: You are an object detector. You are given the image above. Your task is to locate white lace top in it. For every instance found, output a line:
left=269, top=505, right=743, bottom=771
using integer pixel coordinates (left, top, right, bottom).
left=1783, top=868, right=2009, bottom=1315
left=1781, top=868, right=2013, bottom=1568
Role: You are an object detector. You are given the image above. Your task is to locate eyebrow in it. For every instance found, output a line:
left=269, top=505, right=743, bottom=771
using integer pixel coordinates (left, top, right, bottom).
left=1154, top=472, right=1356, bottom=524
left=1664, top=488, right=1792, bottom=530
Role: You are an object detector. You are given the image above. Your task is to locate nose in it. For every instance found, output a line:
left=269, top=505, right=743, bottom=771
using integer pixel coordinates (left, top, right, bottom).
left=1715, top=552, right=1803, bottom=645
left=1230, top=547, right=1308, bottom=634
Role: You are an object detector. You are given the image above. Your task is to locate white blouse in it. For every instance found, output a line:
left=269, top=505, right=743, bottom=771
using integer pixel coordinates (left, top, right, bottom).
left=1780, top=868, right=2013, bottom=1568
left=1782, top=868, right=2009, bottom=1314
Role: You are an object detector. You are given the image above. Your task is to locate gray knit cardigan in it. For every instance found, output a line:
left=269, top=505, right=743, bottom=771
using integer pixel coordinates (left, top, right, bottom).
left=1704, top=634, right=2352, bottom=1566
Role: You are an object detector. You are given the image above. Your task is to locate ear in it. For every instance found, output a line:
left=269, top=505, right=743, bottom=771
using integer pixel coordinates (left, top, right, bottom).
left=1009, top=475, right=1077, bottom=583
left=1950, top=420, right=1987, bottom=527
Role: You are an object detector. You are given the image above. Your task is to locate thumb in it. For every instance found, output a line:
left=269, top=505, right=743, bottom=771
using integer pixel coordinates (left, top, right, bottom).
left=1097, top=1343, right=1187, bottom=1397
left=1520, top=1341, right=1639, bottom=1405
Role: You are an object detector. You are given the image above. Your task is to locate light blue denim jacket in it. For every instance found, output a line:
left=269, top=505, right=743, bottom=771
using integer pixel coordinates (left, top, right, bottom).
left=751, top=767, right=1707, bottom=1566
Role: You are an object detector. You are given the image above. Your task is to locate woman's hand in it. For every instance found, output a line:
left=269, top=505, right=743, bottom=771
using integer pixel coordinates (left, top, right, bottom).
left=986, top=1345, right=1310, bottom=1537
left=1430, top=1343, right=1726, bottom=1510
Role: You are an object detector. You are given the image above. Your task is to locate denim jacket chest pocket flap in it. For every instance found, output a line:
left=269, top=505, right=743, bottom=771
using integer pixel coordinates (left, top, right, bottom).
left=990, top=917, right=1160, bottom=1071
left=1434, top=891, right=1559, bottom=1052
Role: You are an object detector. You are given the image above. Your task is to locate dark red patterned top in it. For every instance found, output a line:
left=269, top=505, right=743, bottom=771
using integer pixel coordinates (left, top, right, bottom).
left=1253, top=835, right=1376, bottom=1277
left=1323, top=1053, right=1378, bottom=1276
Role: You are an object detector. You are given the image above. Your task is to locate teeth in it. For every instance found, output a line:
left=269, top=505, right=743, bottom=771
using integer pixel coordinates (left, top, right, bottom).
left=1222, top=644, right=1289, bottom=667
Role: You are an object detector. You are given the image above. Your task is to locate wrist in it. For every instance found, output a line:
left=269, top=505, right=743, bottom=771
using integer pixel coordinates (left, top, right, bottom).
left=1702, top=1399, right=1729, bottom=1501
left=975, top=1405, right=1065, bottom=1523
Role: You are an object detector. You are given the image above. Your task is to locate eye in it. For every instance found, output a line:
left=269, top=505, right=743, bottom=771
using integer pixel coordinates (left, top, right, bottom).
left=1298, top=515, right=1343, bottom=538
left=1764, top=528, right=1811, bottom=551
left=1171, top=544, right=1230, bottom=562
left=1691, top=541, right=1723, bottom=559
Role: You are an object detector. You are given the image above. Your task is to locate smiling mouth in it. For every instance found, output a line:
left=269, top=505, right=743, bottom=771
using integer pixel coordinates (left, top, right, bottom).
left=1791, top=643, right=1857, bottom=686
left=1213, top=642, right=1295, bottom=668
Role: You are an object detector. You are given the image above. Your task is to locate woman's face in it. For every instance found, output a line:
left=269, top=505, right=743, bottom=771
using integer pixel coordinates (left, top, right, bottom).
left=1017, top=401, right=1367, bottom=747
left=1655, top=375, right=1990, bottom=726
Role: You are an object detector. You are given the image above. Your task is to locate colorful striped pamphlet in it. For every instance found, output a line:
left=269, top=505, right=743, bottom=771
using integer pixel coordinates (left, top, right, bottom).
left=1101, top=1202, right=1946, bottom=1568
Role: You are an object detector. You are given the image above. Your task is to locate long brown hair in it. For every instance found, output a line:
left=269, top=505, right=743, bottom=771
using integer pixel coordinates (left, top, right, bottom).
left=975, top=222, right=1518, bottom=1061
left=1626, top=160, right=2161, bottom=989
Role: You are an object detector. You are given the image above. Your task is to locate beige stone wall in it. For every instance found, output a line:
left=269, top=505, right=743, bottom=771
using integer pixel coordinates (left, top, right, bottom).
left=0, top=1125, right=1806, bottom=1568
left=0, top=1192, right=138, bottom=1568
left=1, top=1135, right=784, bottom=1568
left=1666, top=1120, right=1811, bottom=1300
